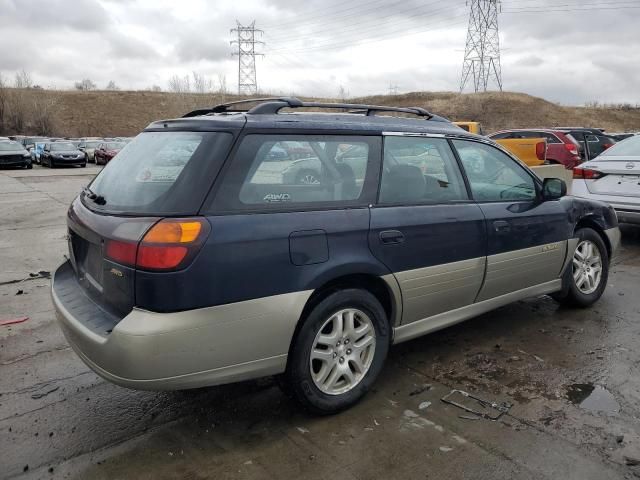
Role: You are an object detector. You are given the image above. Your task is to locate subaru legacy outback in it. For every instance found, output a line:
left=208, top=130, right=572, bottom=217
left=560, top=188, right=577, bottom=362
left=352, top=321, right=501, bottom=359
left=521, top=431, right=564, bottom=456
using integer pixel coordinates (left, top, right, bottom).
left=52, top=98, right=620, bottom=414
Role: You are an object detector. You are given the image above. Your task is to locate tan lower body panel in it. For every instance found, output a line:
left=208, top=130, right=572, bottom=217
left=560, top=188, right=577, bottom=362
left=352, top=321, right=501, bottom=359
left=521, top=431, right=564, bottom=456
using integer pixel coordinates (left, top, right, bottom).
left=476, top=241, right=567, bottom=301
left=393, top=279, right=562, bottom=344
left=395, top=257, right=486, bottom=324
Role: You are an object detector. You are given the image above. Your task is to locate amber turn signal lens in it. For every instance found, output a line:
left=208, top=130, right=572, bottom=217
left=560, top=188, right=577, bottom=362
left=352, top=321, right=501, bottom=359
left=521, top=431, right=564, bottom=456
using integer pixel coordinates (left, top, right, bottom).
left=143, top=220, right=203, bottom=244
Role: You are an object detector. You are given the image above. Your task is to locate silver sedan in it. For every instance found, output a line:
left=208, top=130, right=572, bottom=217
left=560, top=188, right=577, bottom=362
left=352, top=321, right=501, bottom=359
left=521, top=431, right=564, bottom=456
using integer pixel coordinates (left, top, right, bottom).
left=572, top=134, right=640, bottom=224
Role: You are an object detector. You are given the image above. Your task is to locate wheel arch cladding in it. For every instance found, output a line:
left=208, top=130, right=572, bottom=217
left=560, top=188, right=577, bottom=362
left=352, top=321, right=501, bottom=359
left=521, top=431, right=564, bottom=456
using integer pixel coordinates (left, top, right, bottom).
left=575, top=216, right=611, bottom=258
left=285, top=273, right=396, bottom=364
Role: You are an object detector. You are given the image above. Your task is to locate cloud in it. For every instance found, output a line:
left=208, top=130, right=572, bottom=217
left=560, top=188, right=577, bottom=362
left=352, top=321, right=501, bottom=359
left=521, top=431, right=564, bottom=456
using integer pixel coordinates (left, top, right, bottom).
left=0, top=0, right=638, bottom=103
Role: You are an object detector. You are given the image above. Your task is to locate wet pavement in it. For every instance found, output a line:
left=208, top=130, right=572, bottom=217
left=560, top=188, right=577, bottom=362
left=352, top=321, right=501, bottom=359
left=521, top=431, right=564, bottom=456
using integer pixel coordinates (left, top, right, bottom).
left=2, top=165, right=640, bottom=479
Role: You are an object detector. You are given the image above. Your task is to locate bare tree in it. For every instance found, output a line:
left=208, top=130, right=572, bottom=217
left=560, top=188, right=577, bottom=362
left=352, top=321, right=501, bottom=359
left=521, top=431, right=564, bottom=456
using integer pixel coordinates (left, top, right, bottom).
left=338, top=85, right=349, bottom=102
left=0, top=73, right=8, bottom=133
left=192, top=71, right=212, bottom=94
left=168, top=74, right=191, bottom=94
left=14, top=69, right=33, bottom=89
left=150, top=85, right=162, bottom=92
left=105, top=80, right=119, bottom=91
left=75, top=79, right=97, bottom=91
left=31, top=92, right=57, bottom=135
left=217, top=74, right=228, bottom=95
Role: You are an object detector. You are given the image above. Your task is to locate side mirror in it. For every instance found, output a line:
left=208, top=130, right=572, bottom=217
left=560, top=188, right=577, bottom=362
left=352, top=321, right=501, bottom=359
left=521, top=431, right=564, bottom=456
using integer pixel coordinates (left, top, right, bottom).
left=542, top=177, right=566, bottom=200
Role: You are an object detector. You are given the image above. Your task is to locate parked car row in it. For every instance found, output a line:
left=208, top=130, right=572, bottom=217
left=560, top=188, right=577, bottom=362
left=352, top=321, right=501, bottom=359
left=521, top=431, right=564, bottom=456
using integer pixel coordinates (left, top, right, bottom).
left=0, top=135, right=133, bottom=168
left=453, top=122, right=637, bottom=170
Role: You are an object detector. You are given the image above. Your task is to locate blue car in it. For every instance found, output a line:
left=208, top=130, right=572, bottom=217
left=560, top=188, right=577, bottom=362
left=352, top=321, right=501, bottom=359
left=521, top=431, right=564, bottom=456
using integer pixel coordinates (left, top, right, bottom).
left=52, top=98, right=620, bottom=414
left=31, top=141, right=49, bottom=164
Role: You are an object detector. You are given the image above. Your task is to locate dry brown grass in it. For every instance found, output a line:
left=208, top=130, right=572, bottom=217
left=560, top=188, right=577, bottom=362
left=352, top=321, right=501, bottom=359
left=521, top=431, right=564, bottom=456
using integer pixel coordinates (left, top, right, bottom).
left=7, top=89, right=640, bottom=137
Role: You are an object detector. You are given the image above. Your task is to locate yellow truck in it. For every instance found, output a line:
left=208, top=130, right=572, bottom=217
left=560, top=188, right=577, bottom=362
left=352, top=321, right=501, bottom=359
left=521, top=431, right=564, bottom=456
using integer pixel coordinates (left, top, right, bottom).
left=453, top=121, right=546, bottom=167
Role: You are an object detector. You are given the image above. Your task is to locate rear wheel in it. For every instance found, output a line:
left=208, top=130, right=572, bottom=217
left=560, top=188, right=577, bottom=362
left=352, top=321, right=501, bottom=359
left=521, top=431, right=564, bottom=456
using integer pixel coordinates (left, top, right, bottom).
left=553, top=228, right=609, bottom=307
left=283, top=289, right=389, bottom=415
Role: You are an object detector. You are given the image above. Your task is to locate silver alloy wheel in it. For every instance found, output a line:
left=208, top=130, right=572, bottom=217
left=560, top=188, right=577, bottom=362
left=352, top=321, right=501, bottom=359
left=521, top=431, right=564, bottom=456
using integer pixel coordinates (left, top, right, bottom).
left=310, top=308, right=377, bottom=396
left=299, top=173, right=320, bottom=185
left=572, top=240, right=603, bottom=294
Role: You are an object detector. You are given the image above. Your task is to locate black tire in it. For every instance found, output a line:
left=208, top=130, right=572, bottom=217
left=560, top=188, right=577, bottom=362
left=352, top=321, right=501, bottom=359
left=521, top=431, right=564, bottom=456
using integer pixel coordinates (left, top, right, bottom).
left=283, top=289, right=390, bottom=415
left=26, top=162, right=32, bottom=169
left=552, top=227, right=609, bottom=308
left=81, top=162, right=86, bottom=168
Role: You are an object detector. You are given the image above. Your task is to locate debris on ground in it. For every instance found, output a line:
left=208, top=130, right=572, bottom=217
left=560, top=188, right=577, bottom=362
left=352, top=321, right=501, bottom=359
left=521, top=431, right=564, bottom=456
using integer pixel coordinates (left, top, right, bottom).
left=296, top=427, right=309, bottom=434
left=517, top=349, right=545, bottom=363
left=439, top=446, right=454, bottom=452
left=16, top=289, right=24, bottom=295
left=409, top=384, right=432, bottom=396
left=419, top=401, right=432, bottom=410
left=441, top=389, right=512, bottom=421
left=0, top=316, right=29, bottom=326
left=31, top=386, right=60, bottom=399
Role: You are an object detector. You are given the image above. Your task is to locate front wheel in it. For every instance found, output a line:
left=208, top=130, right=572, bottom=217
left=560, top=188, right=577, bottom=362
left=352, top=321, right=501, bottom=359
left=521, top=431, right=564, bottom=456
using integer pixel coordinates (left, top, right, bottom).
left=553, top=228, right=609, bottom=307
left=283, top=289, right=389, bottom=415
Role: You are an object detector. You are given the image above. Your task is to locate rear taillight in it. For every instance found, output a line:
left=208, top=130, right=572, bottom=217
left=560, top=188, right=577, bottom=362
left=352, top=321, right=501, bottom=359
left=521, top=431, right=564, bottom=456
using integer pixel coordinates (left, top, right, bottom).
left=535, top=141, right=546, bottom=161
left=105, top=218, right=210, bottom=271
left=564, top=143, right=579, bottom=155
left=603, top=143, right=613, bottom=150
left=573, top=167, right=605, bottom=180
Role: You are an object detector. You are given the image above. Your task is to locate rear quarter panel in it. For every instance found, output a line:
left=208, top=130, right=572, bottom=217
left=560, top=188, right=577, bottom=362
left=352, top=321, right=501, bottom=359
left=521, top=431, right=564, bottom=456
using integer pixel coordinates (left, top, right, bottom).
left=494, top=138, right=545, bottom=166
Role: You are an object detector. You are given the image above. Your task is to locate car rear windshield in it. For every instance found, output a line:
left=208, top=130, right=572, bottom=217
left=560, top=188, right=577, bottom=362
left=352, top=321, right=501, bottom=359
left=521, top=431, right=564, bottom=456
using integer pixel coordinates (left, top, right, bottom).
left=105, top=142, right=125, bottom=149
left=599, top=135, right=640, bottom=158
left=86, top=131, right=233, bottom=215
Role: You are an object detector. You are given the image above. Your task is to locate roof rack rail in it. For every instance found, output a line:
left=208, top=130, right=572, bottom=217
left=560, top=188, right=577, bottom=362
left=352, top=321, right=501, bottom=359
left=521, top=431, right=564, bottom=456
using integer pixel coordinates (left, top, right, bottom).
left=182, top=97, right=302, bottom=117
left=183, top=97, right=436, bottom=120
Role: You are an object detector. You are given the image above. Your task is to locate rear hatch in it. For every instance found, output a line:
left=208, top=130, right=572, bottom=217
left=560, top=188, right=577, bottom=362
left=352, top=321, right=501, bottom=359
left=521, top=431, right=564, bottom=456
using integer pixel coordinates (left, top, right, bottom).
left=583, top=158, right=640, bottom=197
left=66, top=131, right=233, bottom=317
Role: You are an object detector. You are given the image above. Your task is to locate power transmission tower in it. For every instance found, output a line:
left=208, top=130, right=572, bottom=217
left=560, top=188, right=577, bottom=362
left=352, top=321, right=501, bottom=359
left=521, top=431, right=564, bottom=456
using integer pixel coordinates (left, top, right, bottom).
left=460, top=0, right=503, bottom=93
left=388, top=83, right=399, bottom=95
left=231, top=21, right=264, bottom=95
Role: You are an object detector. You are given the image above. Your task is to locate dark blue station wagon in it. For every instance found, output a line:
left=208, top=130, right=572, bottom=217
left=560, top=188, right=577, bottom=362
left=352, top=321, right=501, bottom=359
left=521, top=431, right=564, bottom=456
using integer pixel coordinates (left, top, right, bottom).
left=52, top=98, right=620, bottom=414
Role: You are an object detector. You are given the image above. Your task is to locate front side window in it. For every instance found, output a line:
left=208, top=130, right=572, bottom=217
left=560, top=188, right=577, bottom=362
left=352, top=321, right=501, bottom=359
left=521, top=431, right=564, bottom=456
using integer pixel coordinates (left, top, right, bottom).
left=213, top=135, right=378, bottom=210
left=453, top=140, right=537, bottom=202
left=379, top=137, right=468, bottom=204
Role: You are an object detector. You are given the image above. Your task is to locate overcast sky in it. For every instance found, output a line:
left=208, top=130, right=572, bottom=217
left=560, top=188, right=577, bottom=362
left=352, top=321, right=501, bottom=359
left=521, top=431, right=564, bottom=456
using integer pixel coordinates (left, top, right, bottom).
left=1, top=0, right=639, bottom=105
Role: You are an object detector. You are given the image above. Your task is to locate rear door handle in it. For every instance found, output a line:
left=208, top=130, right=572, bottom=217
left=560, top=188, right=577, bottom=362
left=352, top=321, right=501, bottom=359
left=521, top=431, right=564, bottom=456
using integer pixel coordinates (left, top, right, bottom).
left=379, top=230, right=405, bottom=244
left=493, top=220, right=511, bottom=233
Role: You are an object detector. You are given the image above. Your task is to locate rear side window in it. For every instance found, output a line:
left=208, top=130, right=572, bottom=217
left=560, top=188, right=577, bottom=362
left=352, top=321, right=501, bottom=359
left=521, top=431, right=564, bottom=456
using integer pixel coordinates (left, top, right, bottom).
left=379, top=137, right=468, bottom=204
left=212, top=134, right=380, bottom=211
left=87, top=131, right=233, bottom=215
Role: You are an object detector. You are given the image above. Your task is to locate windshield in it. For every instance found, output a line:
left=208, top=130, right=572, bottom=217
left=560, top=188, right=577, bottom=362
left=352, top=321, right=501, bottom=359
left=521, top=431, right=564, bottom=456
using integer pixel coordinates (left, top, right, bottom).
left=0, top=142, right=24, bottom=151
left=105, top=142, right=125, bottom=150
left=51, top=142, right=77, bottom=151
left=599, top=135, right=640, bottom=158
left=87, top=131, right=233, bottom=215
left=84, top=141, right=101, bottom=148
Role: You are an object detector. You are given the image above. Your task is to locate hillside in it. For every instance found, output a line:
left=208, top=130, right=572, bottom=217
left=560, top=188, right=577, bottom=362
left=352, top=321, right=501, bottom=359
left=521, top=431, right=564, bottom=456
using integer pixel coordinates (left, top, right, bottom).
left=6, top=89, right=640, bottom=137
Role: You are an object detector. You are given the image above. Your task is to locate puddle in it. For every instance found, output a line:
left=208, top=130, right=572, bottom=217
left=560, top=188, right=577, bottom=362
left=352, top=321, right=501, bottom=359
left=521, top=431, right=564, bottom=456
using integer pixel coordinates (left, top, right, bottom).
left=566, top=384, right=620, bottom=414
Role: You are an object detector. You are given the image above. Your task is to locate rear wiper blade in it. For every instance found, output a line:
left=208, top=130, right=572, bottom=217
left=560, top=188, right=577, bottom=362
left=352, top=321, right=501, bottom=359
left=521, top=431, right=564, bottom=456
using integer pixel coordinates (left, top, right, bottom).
left=83, top=186, right=106, bottom=205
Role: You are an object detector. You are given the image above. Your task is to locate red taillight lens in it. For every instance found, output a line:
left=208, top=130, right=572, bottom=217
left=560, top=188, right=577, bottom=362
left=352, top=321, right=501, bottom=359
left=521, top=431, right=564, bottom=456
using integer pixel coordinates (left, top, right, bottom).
left=105, top=240, right=137, bottom=265
left=573, top=167, right=604, bottom=180
left=137, top=245, right=188, bottom=269
left=105, top=218, right=209, bottom=271
left=603, top=143, right=613, bottom=150
left=564, top=143, right=579, bottom=155
left=536, top=141, right=546, bottom=161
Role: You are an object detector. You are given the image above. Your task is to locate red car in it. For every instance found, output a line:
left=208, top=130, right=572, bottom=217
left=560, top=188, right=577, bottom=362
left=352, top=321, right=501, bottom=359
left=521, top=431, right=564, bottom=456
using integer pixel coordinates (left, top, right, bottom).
left=489, top=129, right=582, bottom=169
left=94, top=141, right=125, bottom=165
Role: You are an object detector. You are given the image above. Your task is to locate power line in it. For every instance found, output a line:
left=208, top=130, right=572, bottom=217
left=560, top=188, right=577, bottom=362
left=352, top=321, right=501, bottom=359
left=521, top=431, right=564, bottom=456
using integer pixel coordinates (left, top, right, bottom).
left=231, top=21, right=264, bottom=95
left=460, top=0, right=502, bottom=93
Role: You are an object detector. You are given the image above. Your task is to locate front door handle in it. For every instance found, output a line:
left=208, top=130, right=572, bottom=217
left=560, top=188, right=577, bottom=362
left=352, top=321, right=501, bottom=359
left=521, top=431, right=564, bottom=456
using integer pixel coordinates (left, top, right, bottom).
left=493, top=220, right=511, bottom=233
left=379, top=230, right=405, bottom=244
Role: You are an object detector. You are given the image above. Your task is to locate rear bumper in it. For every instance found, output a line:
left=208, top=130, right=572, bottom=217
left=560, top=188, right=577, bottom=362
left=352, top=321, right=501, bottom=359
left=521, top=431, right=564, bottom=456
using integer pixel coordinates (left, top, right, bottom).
left=52, top=261, right=311, bottom=390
